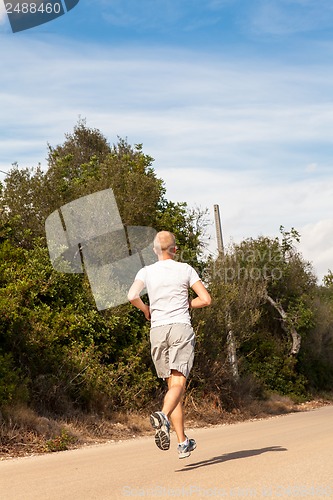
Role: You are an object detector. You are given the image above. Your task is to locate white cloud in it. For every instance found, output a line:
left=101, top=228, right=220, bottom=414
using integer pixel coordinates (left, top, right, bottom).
left=99, top=0, right=234, bottom=31
left=157, top=166, right=333, bottom=281
left=0, top=36, right=332, bottom=280
left=305, top=162, right=318, bottom=173
left=297, top=219, right=333, bottom=281
left=2, top=38, right=333, bottom=176
left=250, top=0, right=333, bottom=35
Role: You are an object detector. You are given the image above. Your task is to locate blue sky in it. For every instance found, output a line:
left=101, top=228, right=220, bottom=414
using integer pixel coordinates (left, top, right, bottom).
left=1, top=0, right=333, bottom=281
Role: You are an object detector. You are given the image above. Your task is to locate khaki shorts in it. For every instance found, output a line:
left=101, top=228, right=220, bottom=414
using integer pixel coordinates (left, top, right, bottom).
left=150, top=323, right=195, bottom=379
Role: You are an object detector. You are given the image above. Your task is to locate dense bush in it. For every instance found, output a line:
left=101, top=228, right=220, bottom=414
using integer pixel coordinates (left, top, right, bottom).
left=1, top=124, right=333, bottom=421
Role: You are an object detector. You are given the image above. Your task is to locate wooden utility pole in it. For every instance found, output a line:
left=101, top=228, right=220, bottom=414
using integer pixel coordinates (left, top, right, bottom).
left=214, top=204, right=224, bottom=256
left=214, top=204, right=239, bottom=381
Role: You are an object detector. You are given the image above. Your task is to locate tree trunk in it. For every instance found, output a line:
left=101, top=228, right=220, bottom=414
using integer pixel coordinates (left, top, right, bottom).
left=266, top=295, right=301, bottom=356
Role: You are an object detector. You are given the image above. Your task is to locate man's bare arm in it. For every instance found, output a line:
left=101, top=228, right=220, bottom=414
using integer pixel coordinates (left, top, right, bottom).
left=128, top=279, right=151, bottom=321
left=190, top=280, right=212, bottom=308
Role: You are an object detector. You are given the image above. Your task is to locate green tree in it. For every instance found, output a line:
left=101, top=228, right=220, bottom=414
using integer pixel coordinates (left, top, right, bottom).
left=196, top=228, right=317, bottom=399
left=0, top=122, right=208, bottom=415
left=0, top=164, right=46, bottom=247
left=298, top=270, right=333, bottom=391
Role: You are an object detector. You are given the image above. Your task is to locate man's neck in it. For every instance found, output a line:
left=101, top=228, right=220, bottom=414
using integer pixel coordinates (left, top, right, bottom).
left=158, top=252, right=174, bottom=261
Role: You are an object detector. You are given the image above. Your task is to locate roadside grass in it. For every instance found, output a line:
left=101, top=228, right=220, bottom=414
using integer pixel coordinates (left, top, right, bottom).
left=1, top=392, right=332, bottom=460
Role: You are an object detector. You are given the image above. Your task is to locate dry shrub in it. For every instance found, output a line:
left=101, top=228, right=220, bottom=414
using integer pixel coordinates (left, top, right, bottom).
left=0, top=405, right=78, bottom=458
left=4, top=405, right=61, bottom=437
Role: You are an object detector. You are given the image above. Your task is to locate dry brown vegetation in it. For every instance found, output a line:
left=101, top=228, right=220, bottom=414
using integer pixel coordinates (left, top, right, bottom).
left=1, top=395, right=331, bottom=461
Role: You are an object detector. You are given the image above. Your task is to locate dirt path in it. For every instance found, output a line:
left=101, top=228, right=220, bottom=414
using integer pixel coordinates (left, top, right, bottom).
left=1, top=405, right=333, bottom=499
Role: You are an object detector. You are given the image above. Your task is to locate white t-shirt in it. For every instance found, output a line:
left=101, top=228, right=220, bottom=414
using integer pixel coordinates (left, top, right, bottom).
left=135, top=259, right=201, bottom=328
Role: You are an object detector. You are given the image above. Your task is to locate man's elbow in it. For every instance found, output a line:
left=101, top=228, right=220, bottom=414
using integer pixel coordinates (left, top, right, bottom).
left=202, top=294, right=212, bottom=307
left=127, top=291, right=138, bottom=303
left=128, top=280, right=144, bottom=303
left=205, top=295, right=212, bottom=307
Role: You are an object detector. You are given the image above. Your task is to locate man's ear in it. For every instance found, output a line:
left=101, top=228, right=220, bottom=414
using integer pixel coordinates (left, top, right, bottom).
left=168, top=246, right=176, bottom=256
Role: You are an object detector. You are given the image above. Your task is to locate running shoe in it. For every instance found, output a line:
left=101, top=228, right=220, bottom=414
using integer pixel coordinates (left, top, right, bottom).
left=177, top=437, right=196, bottom=459
left=150, top=411, right=170, bottom=451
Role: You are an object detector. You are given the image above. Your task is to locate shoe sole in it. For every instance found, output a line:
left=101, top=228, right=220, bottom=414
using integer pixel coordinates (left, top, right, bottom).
left=150, top=412, right=170, bottom=451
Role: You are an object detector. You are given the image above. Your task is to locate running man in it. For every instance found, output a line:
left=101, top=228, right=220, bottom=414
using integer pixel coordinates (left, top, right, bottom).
left=128, top=231, right=211, bottom=458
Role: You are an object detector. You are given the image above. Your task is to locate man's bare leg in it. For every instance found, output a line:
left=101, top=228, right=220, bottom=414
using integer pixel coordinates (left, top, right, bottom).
left=168, top=401, right=186, bottom=443
left=150, top=370, right=196, bottom=456
left=162, top=370, right=187, bottom=443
